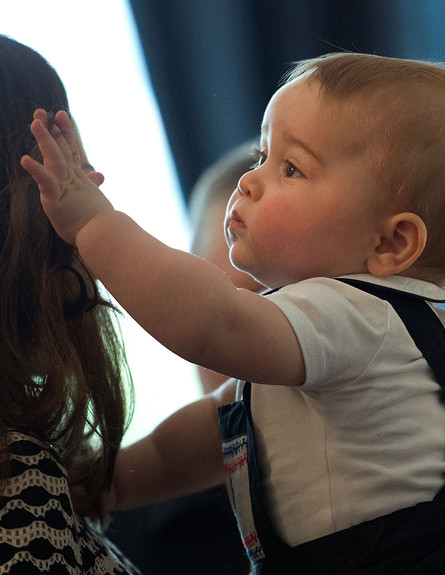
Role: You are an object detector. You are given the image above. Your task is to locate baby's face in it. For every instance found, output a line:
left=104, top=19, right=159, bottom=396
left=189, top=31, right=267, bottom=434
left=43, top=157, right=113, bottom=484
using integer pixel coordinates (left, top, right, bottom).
left=224, top=77, right=387, bottom=288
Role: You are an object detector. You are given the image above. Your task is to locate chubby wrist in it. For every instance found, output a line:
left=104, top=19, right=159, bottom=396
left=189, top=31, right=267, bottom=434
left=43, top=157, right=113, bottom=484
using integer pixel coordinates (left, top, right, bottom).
left=75, top=208, right=119, bottom=245
left=75, top=210, right=128, bottom=266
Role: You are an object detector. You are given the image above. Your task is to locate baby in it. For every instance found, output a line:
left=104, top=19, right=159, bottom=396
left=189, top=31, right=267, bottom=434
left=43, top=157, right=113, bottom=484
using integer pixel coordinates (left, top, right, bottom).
left=22, top=52, right=445, bottom=574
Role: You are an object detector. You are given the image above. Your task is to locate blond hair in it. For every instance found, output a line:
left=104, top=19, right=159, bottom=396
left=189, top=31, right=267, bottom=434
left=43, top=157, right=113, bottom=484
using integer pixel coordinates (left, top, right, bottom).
left=286, top=53, right=445, bottom=278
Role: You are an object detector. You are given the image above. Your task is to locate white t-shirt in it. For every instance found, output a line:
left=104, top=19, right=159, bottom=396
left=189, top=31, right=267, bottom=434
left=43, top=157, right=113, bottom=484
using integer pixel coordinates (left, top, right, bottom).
left=242, top=274, right=445, bottom=546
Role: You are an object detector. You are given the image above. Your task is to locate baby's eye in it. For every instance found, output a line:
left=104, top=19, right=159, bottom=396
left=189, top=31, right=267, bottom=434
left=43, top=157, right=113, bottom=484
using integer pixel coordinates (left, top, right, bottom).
left=285, top=162, right=302, bottom=178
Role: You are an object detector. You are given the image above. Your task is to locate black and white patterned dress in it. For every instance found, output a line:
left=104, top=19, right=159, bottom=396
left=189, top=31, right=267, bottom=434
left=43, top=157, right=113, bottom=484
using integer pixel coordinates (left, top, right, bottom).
left=0, top=431, right=141, bottom=574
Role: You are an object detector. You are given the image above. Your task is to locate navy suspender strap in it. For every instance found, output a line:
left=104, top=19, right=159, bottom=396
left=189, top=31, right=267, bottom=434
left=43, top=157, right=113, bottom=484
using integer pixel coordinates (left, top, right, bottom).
left=336, top=278, right=445, bottom=509
left=336, top=278, right=445, bottom=393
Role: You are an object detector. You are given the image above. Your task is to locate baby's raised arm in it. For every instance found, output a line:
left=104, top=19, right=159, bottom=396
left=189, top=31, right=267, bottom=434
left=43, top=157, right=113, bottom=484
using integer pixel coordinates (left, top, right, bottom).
left=22, top=112, right=305, bottom=388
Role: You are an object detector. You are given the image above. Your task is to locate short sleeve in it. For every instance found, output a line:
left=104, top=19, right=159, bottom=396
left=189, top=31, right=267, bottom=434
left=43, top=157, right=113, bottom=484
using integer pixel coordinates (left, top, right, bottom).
left=266, top=278, right=390, bottom=389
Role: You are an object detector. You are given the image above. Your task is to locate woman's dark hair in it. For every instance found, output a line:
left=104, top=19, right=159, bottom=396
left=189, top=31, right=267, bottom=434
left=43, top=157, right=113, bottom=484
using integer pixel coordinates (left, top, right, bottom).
left=0, top=35, right=133, bottom=521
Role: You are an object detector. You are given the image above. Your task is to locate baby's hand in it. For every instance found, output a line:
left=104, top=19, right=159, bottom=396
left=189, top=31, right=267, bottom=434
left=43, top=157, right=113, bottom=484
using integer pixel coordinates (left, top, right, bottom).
left=21, top=109, right=114, bottom=245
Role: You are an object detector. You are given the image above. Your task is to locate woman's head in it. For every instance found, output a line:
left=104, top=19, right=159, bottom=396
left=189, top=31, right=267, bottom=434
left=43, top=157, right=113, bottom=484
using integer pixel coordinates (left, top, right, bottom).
left=0, top=35, right=68, bottom=186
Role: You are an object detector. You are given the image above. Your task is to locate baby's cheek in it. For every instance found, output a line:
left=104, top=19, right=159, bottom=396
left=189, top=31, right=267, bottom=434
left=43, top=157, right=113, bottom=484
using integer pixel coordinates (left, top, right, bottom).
left=257, top=204, right=294, bottom=241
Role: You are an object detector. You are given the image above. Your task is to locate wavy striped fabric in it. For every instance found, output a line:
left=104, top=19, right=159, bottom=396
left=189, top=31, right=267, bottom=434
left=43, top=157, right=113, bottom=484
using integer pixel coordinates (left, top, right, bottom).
left=0, top=432, right=140, bottom=574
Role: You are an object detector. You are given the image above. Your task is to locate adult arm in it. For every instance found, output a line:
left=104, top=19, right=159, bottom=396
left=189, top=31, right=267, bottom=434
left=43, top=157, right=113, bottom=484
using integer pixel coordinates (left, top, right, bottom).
left=108, top=379, right=235, bottom=512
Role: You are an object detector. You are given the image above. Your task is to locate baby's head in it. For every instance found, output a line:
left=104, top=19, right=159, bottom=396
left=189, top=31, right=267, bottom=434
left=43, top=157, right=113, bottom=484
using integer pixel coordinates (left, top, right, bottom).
left=284, top=52, right=445, bottom=283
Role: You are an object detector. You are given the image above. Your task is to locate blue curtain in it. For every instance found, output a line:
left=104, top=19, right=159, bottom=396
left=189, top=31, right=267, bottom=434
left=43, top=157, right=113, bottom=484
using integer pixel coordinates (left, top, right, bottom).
left=129, top=0, right=445, bottom=204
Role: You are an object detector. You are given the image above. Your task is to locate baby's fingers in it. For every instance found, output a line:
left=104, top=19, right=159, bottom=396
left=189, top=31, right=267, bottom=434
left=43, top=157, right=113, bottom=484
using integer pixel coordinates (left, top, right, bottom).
left=29, top=117, right=71, bottom=181
left=33, top=108, right=50, bottom=128
left=20, top=153, right=61, bottom=201
left=55, top=110, right=82, bottom=161
left=54, top=109, right=72, bottom=132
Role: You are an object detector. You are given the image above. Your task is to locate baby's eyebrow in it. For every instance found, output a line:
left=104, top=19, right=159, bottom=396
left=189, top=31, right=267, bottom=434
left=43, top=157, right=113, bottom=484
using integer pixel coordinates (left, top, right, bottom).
left=260, top=124, right=325, bottom=166
left=283, top=131, right=325, bottom=165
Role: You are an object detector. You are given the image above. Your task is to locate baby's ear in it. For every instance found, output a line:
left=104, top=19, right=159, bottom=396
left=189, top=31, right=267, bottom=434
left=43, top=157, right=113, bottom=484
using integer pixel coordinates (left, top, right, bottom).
left=367, top=212, right=427, bottom=277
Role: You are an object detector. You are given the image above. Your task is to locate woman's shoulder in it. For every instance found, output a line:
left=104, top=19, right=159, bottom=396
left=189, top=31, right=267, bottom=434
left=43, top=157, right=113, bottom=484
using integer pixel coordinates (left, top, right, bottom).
left=0, top=430, right=140, bottom=574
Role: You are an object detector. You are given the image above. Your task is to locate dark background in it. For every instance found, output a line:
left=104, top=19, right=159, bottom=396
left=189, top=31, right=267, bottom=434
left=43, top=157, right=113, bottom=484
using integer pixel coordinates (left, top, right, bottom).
left=128, top=0, right=445, bottom=206
left=107, top=2, right=445, bottom=573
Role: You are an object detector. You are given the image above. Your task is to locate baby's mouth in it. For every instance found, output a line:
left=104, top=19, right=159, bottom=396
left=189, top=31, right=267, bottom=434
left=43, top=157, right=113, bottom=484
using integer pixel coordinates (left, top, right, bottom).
left=226, top=210, right=245, bottom=232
